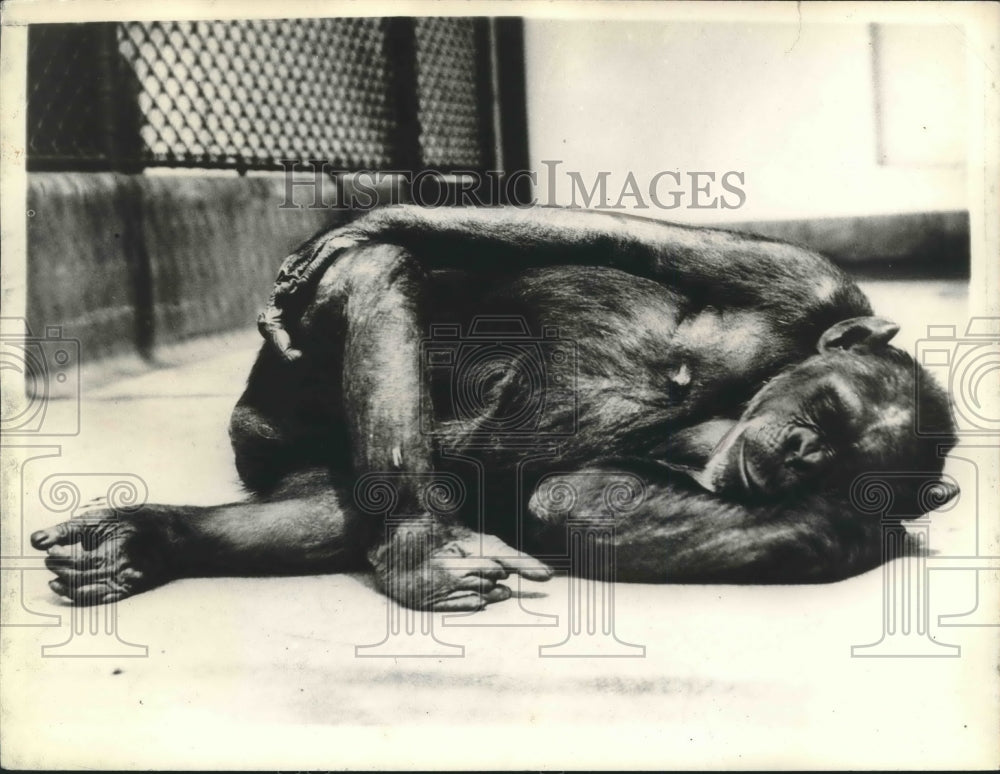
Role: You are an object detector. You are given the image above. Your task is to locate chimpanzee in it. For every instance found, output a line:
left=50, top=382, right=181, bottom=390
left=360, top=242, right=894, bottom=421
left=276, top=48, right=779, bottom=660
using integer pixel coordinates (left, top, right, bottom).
left=32, top=206, right=959, bottom=610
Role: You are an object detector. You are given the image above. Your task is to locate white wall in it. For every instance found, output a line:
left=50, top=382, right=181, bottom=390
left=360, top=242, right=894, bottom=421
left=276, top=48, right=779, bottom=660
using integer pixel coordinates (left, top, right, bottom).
left=522, top=20, right=968, bottom=223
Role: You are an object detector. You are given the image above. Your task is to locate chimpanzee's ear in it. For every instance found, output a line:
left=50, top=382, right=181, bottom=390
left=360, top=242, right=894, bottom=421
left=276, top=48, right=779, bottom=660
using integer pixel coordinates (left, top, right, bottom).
left=928, top=479, right=961, bottom=507
left=818, top=316, right=900, bottom=352
left=888, top=477, right=961, bottom=518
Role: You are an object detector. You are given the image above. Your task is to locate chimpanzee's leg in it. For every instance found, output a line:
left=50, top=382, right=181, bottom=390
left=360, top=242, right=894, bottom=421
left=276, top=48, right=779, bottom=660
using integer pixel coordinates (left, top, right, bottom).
left=232, top=243, right=433, bottom=503
left=230, top=346, right=350, bottom=495
left=528, top=467, right=886, bottom=583
left=313, top=243, right=433, bottom=489
left=230, top=243, right=430, bottom=496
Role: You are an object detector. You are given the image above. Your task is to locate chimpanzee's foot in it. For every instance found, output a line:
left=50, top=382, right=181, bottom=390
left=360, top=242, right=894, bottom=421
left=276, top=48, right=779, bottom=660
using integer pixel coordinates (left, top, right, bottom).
left=31, top=505, right=181, bottom=604
left=369, top=523, right=553, bottom=611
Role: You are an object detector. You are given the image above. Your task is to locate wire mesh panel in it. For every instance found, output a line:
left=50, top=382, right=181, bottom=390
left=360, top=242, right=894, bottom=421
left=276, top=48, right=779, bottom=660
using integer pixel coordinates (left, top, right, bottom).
left=414, top=18, right=492, bottom=169
left=117, top=19, right=398, bottom=169
left=28, top=17, right=504, bottom=172
left=27, top=24, right=117, bottom=166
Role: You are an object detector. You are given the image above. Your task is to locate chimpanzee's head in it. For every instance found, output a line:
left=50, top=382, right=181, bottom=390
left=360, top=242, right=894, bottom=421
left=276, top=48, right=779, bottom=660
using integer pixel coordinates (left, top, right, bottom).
left=696, top=317, right=959, bottom=515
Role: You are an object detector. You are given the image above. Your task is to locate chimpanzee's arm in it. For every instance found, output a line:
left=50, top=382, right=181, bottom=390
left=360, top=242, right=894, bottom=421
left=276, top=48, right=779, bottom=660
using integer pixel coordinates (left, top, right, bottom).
left=260, top=205, right=871, bottom=360
left=355, top=206, right=863, bottom=307
left=529, top=467, right=885, bottom=583
left=32, top=471, right=551, bottom=608
left=30, top=478, right=368, bottom=604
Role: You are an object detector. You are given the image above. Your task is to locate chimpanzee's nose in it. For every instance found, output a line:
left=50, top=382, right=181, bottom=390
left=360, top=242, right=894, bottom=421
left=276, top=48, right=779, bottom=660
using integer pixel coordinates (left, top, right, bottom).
left=783, top=426, right=825, bottom=470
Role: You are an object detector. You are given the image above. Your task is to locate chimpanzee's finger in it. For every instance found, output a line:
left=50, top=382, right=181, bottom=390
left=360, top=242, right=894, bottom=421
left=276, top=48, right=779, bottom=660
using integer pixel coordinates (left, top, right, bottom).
left=120, top=568, right=144, bottom=586
left=453, top=574, right=496, bottom=593
left=47, top=562, right=141, bottom=602
left=49, top=573, right=125, bottom=604
left=431, top=590, right=487, bottom=612
left=31, top=521, right=89, bottom=550
left=46, top=561, right=112, bottom=587
left=462, top=562, right=509, bottom=582
left=268, top=326, right=302, bottom=363
left=482, top=584, right=512, bottom=604
left=44, top=544, right=86, bottom=570
left=437, top=555, right=508, bottom=580
left=493, top=554, right=554, bottom=582
left=257, top=308, right=302, bottom=362
left=67, top=582, right=126, bottom=605
left=474, top=535, right=554, bottom=582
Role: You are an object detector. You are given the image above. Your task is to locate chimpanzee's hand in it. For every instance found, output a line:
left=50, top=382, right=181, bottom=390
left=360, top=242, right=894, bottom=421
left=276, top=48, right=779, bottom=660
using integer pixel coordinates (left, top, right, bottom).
left=31, top=504, right=180, bottom=604
left=369, top=523, right=553, bottom=611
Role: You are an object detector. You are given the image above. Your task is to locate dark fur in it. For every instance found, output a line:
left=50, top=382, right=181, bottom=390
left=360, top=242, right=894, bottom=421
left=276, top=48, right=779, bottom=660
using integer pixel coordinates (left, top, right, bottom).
left=32, top=206, right=956, bottom=608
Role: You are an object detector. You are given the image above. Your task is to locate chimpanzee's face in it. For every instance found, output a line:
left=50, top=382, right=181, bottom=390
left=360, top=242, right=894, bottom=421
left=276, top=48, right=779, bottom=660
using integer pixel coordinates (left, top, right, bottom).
left=697, top=317, right=958, bottom=509
left=712, top=351, right=917, bottom=497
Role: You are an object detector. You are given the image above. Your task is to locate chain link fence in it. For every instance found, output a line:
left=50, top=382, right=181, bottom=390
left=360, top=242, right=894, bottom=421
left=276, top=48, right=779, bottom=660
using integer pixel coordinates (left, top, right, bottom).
left=28, top=24, right=116, bottom=165
left=414, top=17, right=491, bottom=168
left=28, top=17, right=501, bottom=172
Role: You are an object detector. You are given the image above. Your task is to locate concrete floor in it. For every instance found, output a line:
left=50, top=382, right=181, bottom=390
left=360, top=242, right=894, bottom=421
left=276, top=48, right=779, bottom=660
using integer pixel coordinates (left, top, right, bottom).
left=2, top=279, right=998, bottom=769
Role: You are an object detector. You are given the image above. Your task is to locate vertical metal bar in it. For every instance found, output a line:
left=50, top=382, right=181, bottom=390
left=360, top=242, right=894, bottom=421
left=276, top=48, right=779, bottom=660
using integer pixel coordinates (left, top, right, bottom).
left=95, top=23, right=123, bottom=171
left=96, top=22, right=154, bottom=356
left=384, top=17, right=423, bottom=173
left=492, top=18, right=531, bottom=205
left=96, top=22, right=144, bottom=173
left=472, top=18, right=499, bottom=172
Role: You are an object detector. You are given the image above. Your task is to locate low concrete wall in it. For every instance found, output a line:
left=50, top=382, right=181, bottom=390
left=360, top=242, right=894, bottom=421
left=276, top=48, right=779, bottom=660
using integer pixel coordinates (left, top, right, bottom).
left=718, top=210, right=969, bottom=277
left=27, top=172, right=345, bottom=375
left=27, top=174, right=136, bottom=361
